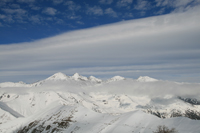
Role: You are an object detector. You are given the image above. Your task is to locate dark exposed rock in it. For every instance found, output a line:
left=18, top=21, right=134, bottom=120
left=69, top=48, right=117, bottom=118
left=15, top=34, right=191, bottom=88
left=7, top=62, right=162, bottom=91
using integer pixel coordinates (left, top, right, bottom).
left=145, top=108, right=200, bottom=120
left=16, top=115, right=73, bottom=133
left=185, top=110, right=200, bottom=120
left=46, top=125, right=51, bottom=130
left=178, top=97, right=200, bottom=105
left=171, top=111, right=182, bottom=118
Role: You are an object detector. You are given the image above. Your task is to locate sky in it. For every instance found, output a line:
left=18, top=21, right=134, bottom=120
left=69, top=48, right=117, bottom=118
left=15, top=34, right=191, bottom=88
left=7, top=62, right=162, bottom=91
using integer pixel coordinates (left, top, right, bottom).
left=0, top=0, right=200, bottom=83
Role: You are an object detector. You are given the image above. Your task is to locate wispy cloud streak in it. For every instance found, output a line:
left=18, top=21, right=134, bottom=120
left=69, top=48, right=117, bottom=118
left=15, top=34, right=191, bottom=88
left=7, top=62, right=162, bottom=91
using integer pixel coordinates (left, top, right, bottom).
left=0, top=7, right=200, bottom=83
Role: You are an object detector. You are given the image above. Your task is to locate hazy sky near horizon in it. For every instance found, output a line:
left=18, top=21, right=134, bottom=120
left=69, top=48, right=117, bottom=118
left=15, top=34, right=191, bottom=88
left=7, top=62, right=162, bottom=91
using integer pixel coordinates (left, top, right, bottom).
left=0, top=0, right=200, bottom=83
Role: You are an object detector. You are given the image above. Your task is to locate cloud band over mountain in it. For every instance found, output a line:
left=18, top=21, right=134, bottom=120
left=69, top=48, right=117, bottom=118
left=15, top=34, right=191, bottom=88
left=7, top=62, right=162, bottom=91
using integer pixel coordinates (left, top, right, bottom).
left=0, top=6, right=200, bottom=83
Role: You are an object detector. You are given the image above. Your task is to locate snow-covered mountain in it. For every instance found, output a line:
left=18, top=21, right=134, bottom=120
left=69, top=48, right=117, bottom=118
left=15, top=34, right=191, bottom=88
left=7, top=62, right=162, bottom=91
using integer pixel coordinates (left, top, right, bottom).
left=106, top=76, right=125, bottom=83
left=137, top=76, right=158, bottom=82
left=0, top=72, right=200, bottom=133
left=46, top=72, right=70, bottom=81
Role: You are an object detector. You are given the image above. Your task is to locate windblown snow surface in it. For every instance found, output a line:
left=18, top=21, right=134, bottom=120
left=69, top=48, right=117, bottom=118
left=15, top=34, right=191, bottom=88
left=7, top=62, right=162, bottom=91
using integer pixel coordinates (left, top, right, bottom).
left=0, top=72, right=200, bottom=133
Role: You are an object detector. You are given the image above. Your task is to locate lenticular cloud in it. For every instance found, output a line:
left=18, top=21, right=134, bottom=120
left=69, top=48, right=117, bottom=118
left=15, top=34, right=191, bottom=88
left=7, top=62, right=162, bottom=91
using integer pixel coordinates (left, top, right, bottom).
left=0, top=7, right=200, bottom=82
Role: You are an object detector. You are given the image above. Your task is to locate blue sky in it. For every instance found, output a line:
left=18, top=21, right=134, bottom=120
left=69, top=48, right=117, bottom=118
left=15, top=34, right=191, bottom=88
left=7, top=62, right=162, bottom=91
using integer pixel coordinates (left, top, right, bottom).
left=0, top=0, right=196, bottom=44
left=0, top=0, right=200, bottom=83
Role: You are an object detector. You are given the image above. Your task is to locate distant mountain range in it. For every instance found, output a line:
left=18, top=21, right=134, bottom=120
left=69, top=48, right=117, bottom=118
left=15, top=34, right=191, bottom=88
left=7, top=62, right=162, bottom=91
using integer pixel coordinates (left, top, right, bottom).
left=0, top=73, right=200, bottom=133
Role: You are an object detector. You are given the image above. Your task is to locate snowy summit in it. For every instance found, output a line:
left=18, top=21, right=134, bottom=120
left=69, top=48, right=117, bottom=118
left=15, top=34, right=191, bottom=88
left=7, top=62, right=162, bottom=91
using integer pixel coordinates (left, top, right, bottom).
left=88, top=76, right=102, bottom=83
left=46, top=72, right=69, bottom=81
left=71, top=73, right=88, bottom=81
left=107, top=76, right=125, bottom=82
left=137, top=76, right=158, bottom=82
left=0, top=73, right=200, bottom=133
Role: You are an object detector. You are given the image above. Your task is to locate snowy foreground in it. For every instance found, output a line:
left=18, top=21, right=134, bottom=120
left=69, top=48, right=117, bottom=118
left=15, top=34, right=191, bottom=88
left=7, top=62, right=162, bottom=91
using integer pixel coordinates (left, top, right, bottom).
left=0, top=73, right=200, bottom=133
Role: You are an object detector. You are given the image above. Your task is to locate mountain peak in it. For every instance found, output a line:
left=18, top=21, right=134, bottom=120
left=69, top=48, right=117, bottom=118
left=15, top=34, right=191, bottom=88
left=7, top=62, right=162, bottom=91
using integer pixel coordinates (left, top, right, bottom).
left=73, top=73, right=80, bottom=77
left=46, top=72, right=69, bottom=81
left=88, top=76, right=102, bottom=83
left=71, top=73, right=88, bottom=81
left=107, top=76, right=125, bottom=82
left=137, top=76, right=158, bottom=82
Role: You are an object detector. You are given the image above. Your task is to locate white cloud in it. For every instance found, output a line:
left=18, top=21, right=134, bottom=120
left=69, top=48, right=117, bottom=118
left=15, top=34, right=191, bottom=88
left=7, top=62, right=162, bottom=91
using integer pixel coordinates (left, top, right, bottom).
left=105, top=8, right=118, bottom=18
left=99, top=0, right=113, bottom=4
left=1, top=14, right=13, bottom=23
left=172, top=0, right=200, bottom=13
left=155, top=0, right=200, bottom=13
left=1, top=9, right=27, bottom=23
left=52, top=0, right=63, bottom=5
left=64, top=1, right=81, bottom=11
left=155, top=0, right=162, bottom=7
left=0, top=0, right=13, bottom=6
left=30, top=5, right=41, bottom=11
left=92, top=79, right=200, bottom=98
left=0, top=7, right=200, bottom=83
left=154, top=7, right=165, bottom=15
left=76, top=21, right=84, bottom=25
left=0, top=14, right=6, bottom=19
left=29, top=15, right=41, bottom=24
left=9, top=4, right=20, bottom=8
left=86, top=6, right=103, bottom=16
left=116, top=0, right=133, bottom=8
left=173, top=0, right=192, bottom=7
left=55, top=18, right=64, bottom=24
left=155, top=0, right=173, bottom=7
left=17, top=0, right=35, bottom=3
left=42, top=7, right=57, bottom=16
left=2, top=8, right=26, bottom=15
left=1, top=0, right=13, bottom=2
left=134, top=0, right=150, bottom=10
left=123, top=12, right=133, bottom=18
left=65, top=12, right=81, bottom=20
left=61, top=1, right=81, bottom=20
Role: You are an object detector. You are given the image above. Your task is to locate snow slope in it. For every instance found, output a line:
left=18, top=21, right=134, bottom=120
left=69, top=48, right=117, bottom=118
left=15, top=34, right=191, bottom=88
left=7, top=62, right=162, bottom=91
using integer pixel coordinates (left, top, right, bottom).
left=137, top=76, right=158, bottom=82
left=46, top=72, right=70, bottom=81
left=6, top=105, right=200, bottom=133
left=0, top=72, right=200, bottom=133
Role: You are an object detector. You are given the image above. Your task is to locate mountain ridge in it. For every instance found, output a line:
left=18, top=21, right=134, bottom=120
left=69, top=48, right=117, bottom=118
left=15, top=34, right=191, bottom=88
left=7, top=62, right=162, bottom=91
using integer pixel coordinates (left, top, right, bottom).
left=0, top=72, right=161, bottom=88
left=0, top=72, right=200, bottom=133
